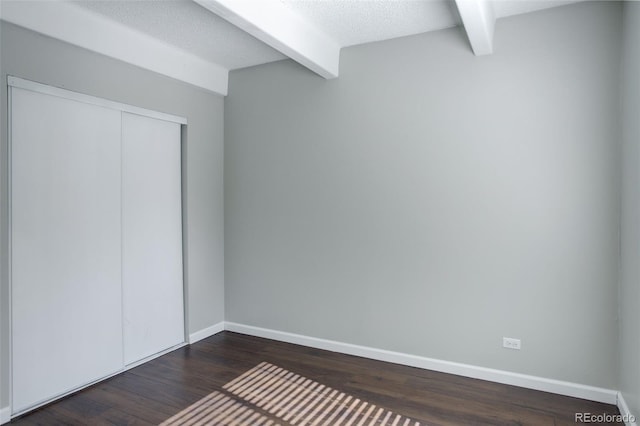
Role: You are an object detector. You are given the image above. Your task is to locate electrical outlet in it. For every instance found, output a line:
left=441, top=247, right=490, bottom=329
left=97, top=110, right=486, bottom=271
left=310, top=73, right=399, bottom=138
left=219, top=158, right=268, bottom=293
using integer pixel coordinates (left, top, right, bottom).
left=503, top=337, right=521, bottom=350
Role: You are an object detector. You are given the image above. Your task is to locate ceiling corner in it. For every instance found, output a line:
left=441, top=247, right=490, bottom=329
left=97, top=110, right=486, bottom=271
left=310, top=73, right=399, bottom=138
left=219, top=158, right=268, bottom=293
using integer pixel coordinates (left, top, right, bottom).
left=194, top=0, right=341, bottom=79
left=0, top=0, right=229, bottom=96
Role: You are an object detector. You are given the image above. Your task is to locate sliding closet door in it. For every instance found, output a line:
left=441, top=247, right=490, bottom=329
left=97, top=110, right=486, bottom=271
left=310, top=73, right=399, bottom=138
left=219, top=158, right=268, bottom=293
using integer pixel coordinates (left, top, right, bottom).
left=11, top=88, right=123, bottom=413
left=122, top=112, right=184, bottom=365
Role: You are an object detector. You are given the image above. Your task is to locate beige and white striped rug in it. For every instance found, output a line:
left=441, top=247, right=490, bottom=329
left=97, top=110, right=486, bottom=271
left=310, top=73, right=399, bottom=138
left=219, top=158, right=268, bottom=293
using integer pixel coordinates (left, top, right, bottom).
left=161, top=361, right=421, bottom=426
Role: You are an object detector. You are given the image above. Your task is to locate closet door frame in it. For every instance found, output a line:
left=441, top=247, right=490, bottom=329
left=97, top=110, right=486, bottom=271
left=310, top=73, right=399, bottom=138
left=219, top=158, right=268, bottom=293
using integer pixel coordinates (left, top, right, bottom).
left=6, top=76, right=189, bottom=418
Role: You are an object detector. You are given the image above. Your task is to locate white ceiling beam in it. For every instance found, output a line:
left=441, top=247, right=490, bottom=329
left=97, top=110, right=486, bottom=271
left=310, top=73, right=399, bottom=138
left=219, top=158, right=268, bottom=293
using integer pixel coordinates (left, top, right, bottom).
left=0, top=1, right=229, bottom=95
left=454, top=0, right=496, bottom=56
left=194, top=0, right=340, bottom=79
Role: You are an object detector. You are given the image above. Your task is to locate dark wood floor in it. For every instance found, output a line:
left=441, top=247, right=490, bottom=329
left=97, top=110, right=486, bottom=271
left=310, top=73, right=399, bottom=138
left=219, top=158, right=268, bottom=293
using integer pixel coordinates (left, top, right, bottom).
left=11, top=331, right=622, bottom=425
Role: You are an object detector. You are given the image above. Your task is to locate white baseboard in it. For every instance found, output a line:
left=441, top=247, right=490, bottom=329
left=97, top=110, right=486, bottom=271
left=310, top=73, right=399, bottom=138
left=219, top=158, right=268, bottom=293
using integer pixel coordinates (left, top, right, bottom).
left=188, top=321, right=225, bottom=344
left=224, top=322, right=618, bottom=405
left=618, top=392, right=638, bottom=426
left=1, top=406, right=11, bottom=425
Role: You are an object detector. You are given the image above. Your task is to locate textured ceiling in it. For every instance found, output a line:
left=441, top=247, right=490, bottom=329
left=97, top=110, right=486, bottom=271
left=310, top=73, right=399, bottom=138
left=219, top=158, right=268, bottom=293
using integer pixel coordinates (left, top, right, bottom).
left=72, top=0, right=587, bottom=73
left=280, top=0, right=461, bottom=48
left=73, top=0, right=286, bottom=70
left=491, top=0, right=583, bottom=18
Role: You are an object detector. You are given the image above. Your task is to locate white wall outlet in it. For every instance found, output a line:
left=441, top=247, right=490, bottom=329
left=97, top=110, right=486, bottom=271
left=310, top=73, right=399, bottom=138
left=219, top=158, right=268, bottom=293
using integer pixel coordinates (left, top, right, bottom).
left=503, top=337, right=521, bottom=350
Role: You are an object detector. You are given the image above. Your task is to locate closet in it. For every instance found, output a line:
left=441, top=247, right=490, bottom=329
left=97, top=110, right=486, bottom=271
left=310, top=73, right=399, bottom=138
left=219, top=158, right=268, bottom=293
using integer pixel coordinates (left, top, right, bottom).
left=9, top=77, right=185, bottom=415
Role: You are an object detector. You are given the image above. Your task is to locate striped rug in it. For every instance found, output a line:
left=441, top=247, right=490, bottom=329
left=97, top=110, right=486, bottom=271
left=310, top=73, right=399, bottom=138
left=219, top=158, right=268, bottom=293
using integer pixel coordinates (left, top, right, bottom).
left=161, top=361, right=421, bottom=426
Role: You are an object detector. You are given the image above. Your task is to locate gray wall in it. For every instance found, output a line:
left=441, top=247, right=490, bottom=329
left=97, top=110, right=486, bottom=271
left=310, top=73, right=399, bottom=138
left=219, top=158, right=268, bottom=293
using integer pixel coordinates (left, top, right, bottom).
left=225, top=1, right=621, bottom=388
left=0, top=22, right=225, bottom=409
left=620, top=0, right=640, bottom=418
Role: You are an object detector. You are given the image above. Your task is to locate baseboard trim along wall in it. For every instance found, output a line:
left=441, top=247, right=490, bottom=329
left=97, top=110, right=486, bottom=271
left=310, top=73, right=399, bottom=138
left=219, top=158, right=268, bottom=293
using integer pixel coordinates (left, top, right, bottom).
left=223, top=322, right=619, bottom=405
left=617, top=392, right=638, bottom=426
left=188, top=321, right=225, bottom=344
left=0, top=406, right=10, bottom=425
left=1, top=321, right=627, bottom=425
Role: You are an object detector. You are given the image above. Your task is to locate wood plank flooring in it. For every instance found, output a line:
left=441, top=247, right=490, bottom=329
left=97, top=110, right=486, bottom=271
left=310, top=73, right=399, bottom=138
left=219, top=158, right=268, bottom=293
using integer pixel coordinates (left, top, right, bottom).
left=10, top=331, right=623, bottom=425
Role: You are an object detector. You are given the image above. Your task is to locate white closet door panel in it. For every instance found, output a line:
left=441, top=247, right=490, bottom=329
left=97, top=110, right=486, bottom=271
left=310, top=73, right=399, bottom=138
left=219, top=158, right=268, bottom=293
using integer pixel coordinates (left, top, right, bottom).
left=11, top=88, right=123, bottom=413
left=122, top=113, right=184, bottom=365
